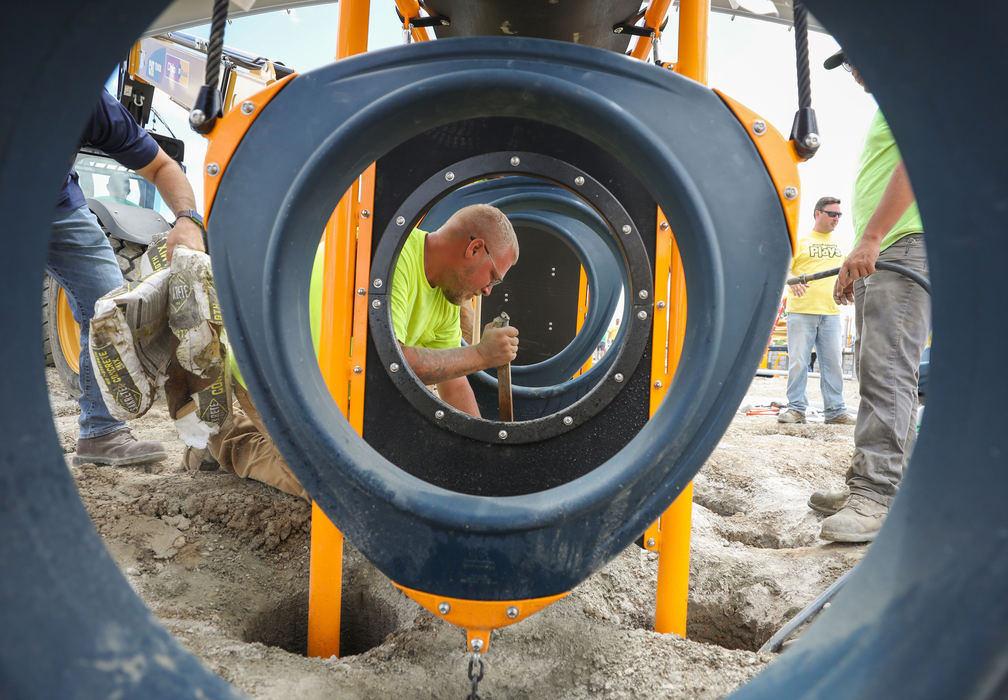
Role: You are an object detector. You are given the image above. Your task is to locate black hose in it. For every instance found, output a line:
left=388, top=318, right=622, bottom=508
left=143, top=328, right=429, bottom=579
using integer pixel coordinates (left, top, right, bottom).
left=758, top=569, right=853, bottom=654
left=786, top=262, right=931, bottom=294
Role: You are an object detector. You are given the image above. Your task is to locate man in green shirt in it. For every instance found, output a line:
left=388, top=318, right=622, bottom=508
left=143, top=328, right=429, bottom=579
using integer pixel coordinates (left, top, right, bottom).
left=808, top=51, right=931, bottom=542
left=195, top=204, right=520, bottom=499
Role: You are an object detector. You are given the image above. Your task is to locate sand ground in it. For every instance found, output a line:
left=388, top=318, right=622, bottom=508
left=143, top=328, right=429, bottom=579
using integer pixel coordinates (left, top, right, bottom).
left=51, top=367, right=868, bottom=699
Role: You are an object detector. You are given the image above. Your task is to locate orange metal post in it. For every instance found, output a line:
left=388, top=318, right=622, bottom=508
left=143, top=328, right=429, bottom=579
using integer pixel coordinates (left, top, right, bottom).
left=677, top=0, right=710, bottom=84
left=650, top=0, right=710, bottom=638
left=308, top=0, right=371, bottom=660
left=576, top=267, right=592, bottom=376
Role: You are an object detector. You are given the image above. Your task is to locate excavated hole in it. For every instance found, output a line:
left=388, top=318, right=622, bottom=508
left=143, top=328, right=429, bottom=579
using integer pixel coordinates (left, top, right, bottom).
left=244, top=585, right=404, bottom=657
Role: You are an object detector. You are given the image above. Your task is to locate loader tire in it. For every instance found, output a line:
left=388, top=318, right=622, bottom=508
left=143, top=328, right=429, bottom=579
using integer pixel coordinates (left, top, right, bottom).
left=44, top=238, right=146, bottom=396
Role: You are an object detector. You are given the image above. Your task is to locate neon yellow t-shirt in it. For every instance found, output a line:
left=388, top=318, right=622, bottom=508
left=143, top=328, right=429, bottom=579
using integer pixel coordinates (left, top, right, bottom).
left=788, top=231, right=844, bottom=315
left=232, top=229, right=460, bottom=388
left=852, top=110, right=923, bottom=251
left=388, top=228, right=461, bottom=349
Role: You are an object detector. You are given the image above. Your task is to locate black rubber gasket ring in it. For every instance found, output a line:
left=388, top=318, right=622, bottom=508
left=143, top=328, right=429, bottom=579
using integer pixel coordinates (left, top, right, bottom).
left=367, top=151, right=653, bottom=444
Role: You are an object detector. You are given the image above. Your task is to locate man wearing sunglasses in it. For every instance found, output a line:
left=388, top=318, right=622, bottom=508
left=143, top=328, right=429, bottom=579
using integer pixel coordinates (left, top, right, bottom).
left=808, top=50, right=930, bottom=544
left=779, top=196, right=853, bottom=427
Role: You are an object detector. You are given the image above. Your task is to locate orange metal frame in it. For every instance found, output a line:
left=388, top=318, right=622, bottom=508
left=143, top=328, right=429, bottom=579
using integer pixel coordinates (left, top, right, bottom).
left=209, top=0, right=804, bottom=656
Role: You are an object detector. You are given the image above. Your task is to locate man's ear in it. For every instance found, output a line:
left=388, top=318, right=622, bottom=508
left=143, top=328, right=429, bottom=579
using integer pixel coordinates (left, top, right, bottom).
left=465, top=237, right=483, bottom=259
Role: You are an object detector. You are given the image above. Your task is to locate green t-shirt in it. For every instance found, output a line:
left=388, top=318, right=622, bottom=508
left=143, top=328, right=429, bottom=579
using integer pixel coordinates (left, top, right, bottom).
left=852, top=110, right=924, bottom=251
left=232, top=230, right=459, bottom=388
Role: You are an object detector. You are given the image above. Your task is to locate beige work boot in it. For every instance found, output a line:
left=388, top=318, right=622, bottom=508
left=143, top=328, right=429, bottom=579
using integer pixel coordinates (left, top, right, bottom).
left=777, top=409, right=806, bottom=424
left=819, top=494, right=888, bottom=543
left=808, top=486, right=851, bottom=515
left=825, top=413, right=856, bottom=425
left=73, top=428, right=167, bottom=467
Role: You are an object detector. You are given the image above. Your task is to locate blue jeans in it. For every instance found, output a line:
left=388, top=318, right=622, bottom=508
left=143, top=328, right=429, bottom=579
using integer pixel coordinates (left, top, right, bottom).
left=47, top=205, right=126, bottom=438
left=848, top=234, right=930, bottom=506
left=785, top=312, right=846, bottom=419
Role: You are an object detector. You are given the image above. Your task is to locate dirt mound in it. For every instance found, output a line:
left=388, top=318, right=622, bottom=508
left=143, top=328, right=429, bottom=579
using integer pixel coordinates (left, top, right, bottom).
left=49, top=370, right=867, bottom=698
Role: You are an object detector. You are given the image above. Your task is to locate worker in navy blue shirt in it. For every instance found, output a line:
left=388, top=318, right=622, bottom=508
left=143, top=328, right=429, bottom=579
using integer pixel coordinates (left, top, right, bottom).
left=51, top=90, right=205, bottom=467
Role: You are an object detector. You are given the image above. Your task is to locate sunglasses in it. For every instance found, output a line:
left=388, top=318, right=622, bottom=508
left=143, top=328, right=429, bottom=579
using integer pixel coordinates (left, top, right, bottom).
left=817, top=210, right=842, bottom=219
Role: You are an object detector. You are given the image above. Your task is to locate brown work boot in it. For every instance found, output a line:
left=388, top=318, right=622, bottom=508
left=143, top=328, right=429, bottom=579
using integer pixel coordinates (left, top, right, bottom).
left=819, top=494, right=888, bottom=543
left=825, top=413, right=856, bottom=425
left=182, top=444, right=219, bottom=472
left=808, top=486, right=850, bottom=515
left=73, top=428, right=167, bottom=467
left=777, top=409, right=806, bottom=424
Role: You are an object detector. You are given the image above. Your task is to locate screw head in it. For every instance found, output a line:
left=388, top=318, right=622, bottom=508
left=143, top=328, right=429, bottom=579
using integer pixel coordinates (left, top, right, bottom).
left=638, top=289, right=649, bottom=300
left=189, top=109, right=206, bottom=126
left=470, top=638, right=484, bottom=652
left=637, top=310, right=648, bottom=320
left=498, top=430, right=508, bottom=440
left=784, top=186, right=799, bottom=200
left=804, top=133, right=821, bottom=149
left=659, top=221, right=670, bottom=231
left=361, top=209, right=371, bottom=219
left=574, top=175, right=585, bottom=186
left=389, top=363, right=400, bottom=373
left=445, top=171, right=455, bottom=182
left=371, top=299, right=381, bottom=309
left=752, top=120, right=767, bottom=135
left=437, top=602, right=450, bottom=614
left=614, top=373, right=624, bottom=383
left=654, top=380, right=663, bottom=389
left=621, top=224, right=632, bottom=235
left=357, top=287, right=366, bottom=295
left=205, top=162, right=220, bottom=177
left=657, top=300, right=666, bottom=309
left=241, top=101, right=255, bottom=115
left=373, top=278, right=383, bottom=289
left=646, top=537, right=656, bottom=547
left=435, top=410, right=445, bottom=420
left=563, top=416, right=573, bottom=426
left=506, top=606, right=519, bottom=619
left=510, top=156, right=521, bottom=166
left=395, top=216, right=406, bottom=226
left=353, top=366, right=363, bottom=375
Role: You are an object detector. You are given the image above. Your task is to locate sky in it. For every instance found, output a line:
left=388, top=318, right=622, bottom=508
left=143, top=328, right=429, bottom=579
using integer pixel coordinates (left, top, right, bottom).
left=139, top=3, right=878, bottom=251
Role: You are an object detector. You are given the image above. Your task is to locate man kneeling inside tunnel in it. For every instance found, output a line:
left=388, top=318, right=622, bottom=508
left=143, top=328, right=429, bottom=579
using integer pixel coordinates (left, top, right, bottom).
left=191, top=203, right=520, bottom=500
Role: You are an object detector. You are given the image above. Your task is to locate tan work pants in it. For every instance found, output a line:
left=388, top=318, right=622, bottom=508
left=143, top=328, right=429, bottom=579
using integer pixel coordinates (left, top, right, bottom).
left=208, top=383, right=309, bottom=501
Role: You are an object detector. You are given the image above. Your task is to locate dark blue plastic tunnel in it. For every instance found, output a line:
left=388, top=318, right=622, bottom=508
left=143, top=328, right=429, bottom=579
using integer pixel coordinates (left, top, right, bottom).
left=0, top=1, right=1006, bottom=698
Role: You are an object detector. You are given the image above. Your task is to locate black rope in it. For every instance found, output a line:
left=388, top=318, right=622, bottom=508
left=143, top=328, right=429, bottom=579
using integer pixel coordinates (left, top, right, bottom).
left=204, top=0, right=228, bottom=89
left=793, top=1, right=812, bottom=109
left=189, top=0, right=228, bottom=133
left=788, top=0, right=819, bottom=158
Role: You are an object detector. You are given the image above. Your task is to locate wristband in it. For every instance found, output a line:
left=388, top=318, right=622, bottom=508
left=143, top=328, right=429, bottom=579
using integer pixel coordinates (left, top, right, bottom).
left=173, top=209, right=205, bottom=231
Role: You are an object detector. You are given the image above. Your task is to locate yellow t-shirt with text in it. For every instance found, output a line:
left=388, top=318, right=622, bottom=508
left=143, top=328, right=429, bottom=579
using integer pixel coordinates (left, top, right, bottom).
left=788, top=231, right=844, bottom=315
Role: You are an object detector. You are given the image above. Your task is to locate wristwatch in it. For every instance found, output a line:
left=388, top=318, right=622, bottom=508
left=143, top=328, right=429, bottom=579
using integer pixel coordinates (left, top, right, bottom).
left=173, top=209, right=205, bottom=231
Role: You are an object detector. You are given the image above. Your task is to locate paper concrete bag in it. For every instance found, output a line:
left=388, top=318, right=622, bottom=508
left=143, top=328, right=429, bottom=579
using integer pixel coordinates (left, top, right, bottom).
left=89, top=269, right=173, bottom=420
left=166, top=245, right=226, bottom=378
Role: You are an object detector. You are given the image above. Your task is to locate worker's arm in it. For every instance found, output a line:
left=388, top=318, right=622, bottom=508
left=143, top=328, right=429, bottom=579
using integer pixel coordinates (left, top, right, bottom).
left=436, top=376, right=481, bottom=417
left=136, top=148, right=204, bottom=260
left=834, top=159, right=916, bottom=303
left=398, top=323, right=517, bottom=385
